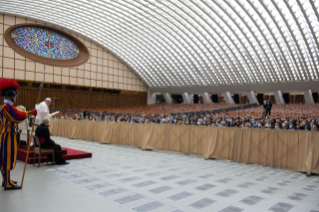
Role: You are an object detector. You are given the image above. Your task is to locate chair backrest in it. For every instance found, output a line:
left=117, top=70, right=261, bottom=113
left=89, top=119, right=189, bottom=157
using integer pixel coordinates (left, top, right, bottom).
left=33, top=136, right=41, bottom=149
left=16, top=105, right=29, bottom=131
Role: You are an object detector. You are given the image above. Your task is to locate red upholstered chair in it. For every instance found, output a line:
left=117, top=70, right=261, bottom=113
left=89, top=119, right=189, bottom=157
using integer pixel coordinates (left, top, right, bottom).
left=33, top=136, right=55, bottom=168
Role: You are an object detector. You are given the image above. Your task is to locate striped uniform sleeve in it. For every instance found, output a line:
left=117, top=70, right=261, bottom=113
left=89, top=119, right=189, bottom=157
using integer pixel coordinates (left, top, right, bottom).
left=3, top=104, right=35, bottom=124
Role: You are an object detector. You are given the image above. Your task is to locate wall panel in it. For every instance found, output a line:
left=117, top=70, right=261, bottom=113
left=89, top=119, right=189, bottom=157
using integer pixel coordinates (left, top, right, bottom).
left=0, top=13, right=147, bottom=93
left=3, top=86, right=146, bottom=111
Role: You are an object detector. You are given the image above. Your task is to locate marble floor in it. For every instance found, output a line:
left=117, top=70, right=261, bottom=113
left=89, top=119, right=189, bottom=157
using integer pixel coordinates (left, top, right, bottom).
left=1, top=136, right=319, bottom=212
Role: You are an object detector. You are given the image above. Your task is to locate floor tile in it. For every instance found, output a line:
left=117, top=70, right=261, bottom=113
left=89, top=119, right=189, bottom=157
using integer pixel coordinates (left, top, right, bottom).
left=160, top=175, right=180, bottom=181
left=99, top=188, right=127, bottom=197
left=194, top=183, right=216, bottom=191
left=114, top=193, right=144, bottom=204
left=167, top=191, right=194, bottom=201
left=268, top=202, right=295, bottom=212
left=85, top=182, right=112, bottom=190
left=145, top=172, right=162, bottom=177
left=261, top=187, right=279, bottom=194
left=239, top=195, right=264, bottom=205
left=118, top=176, right=141, bottom=183
left=286, top=193, right=308, bottom=201
left=106, top=173, right=127, bottom=178
left=215, top=189, right=238, bottom=198
left=301, top=184, right=319, bottom=192
left=216, top=177, right=233, bottom=183
left=237, top=182, right=255, bottom=188
left=188, top=198, right=216, bottom=209
left=74, top=178, right=99, bottom=184
left=218, top=205, right=245, bottom=212
left=175, top=179, right=196, bottom=185
left=198, top=174, right=213, bottom=179
left=148, top=186, right=173, bottom=194
left=132, top=181, right=156, bottom=188
left=132, top=201, right=165, bottom=212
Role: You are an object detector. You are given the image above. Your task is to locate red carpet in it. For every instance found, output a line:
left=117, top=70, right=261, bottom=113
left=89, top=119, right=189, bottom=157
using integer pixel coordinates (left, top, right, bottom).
left=17, top=147, right=92, bottom=164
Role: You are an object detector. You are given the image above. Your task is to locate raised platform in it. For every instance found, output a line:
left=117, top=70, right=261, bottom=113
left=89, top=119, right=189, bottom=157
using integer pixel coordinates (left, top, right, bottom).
left=17, top=147, right=92, bottom=164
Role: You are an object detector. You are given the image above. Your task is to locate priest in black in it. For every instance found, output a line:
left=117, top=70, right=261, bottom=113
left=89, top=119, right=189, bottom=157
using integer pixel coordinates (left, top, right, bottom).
left=35, top=117, right=69, bottom=165
left=264, top=100, right=272, bottom=117
left=83, top=109, right=90, bottom=119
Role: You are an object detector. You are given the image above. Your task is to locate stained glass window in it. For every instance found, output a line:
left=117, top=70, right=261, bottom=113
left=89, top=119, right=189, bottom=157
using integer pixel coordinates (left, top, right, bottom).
left=11, top=27, right=79, bottom=60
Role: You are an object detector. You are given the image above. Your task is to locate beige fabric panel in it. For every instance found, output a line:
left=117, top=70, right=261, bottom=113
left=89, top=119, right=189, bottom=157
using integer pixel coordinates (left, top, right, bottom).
left=49, top=119, right=319, bottom=174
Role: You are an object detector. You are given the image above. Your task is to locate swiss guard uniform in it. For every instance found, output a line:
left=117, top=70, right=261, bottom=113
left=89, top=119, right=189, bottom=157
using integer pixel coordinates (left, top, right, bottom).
left=0, top=78, right=37, bottom=190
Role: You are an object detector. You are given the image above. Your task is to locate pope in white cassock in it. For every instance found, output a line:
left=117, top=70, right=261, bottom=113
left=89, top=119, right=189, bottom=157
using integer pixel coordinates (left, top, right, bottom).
left=35, top=98, right=52, bottom=126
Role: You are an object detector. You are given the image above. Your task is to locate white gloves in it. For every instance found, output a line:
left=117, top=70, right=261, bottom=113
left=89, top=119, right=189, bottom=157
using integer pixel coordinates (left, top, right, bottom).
left=35, top=104, right=40, bottom=111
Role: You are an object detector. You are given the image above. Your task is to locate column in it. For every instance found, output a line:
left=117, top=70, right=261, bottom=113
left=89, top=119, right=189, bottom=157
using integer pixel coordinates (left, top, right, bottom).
left=246, top=91, right=258, bottom=104
left=222, top=92, right=235, bottom=104
left=181, top=92, right=191, bottom=104
left=274, top=90, right=285, bottom=104
left=304, top=89, right=315, bottom=104
left=147, top=89, right=156, bottom=105
left=200, top=92, right=213, bottom=104
left=163, top=93, right=173, bottom=104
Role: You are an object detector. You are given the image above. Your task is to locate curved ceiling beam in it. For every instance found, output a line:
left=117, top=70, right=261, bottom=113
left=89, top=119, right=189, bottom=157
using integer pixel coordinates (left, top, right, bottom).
left=0, top=0, right=318, bottom=88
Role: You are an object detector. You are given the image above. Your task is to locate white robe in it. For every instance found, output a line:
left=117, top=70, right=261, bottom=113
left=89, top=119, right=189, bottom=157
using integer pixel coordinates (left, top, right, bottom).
left=35, top=101, right=50, bottom=125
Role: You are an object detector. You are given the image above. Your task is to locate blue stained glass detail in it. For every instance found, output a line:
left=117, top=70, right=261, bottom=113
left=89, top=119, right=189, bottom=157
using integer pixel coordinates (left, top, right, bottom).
left=12, top=27, right=79, bottom=60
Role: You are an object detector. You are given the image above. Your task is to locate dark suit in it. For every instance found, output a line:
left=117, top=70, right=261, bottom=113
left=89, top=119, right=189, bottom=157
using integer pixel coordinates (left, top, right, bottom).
left=265, top=102, right=272, bottom=116
left=83, top=110, right=90, bottom=118
left=35, top=124, right=66, bottom=164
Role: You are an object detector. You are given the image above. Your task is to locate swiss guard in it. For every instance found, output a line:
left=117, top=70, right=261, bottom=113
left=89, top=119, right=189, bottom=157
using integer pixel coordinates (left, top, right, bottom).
left=0, top=78, right=38, bottom=190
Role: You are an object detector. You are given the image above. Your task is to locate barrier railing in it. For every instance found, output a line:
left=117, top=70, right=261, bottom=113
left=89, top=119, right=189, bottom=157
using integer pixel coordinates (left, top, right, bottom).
left=50, top=119, right=319, bottom=176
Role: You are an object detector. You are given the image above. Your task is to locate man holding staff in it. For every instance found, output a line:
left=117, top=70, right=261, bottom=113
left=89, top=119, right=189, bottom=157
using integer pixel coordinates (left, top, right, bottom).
left=0, top=78, right=38, bottom=190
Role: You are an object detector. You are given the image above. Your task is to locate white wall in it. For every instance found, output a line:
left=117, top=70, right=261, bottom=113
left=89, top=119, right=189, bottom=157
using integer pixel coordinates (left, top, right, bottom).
left=0, top=14, right=147, bottom=92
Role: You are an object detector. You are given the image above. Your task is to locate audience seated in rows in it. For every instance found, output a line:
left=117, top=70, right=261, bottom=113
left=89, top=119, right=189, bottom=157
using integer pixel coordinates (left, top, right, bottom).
left=51, top=104, right=319, bottom=131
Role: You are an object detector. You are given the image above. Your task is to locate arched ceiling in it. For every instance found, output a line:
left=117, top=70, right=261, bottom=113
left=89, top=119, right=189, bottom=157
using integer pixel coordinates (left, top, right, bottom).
left=0, top=0, right=319, bottom=90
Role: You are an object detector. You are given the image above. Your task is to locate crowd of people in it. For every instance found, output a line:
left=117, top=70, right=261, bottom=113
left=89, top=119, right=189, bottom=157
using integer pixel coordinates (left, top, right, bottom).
left=51, top=103, right=319, bottom=131
left=82, top=103, right=238, bottom=115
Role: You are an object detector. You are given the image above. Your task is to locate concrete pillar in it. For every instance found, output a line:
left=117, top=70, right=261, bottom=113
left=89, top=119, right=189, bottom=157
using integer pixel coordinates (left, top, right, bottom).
left=147, top=89, right=156, bottom=105
left=274, top=90, right=285, bottom=105
left=181, top=92, right=191, bottom=104
left=163, top=93, right=173, bottom=104
left=246, top=91, right=258, bottom=104
left=304, top=89, right=315, bottom=104
left=222, top=92, right=235, bottom=104
left=200, top=92, right=213, bottom=104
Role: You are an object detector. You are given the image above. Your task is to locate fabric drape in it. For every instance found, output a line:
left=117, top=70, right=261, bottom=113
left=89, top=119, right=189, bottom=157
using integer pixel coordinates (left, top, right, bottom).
left=50, top=119, right=319, bottom=174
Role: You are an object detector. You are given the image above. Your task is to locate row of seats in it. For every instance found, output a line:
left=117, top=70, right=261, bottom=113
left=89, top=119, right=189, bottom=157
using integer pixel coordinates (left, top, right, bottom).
left=228, top=104, right=319, bottom=119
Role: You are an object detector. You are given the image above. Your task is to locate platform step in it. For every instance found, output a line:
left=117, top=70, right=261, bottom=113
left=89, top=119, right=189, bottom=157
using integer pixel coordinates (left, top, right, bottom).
left=18, top=147, right=67, bottom=157
left=17, top=147, right=92, bottom=164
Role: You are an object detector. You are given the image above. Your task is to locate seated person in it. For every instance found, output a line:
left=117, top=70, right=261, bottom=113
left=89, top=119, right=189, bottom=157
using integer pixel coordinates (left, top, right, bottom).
left=35, top=117, right=69, bottom=165
left=304, top=120, right=311, bottom=131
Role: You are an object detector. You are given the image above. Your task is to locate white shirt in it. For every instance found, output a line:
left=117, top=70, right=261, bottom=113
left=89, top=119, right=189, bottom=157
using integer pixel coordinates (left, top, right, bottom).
left=35, top=101, right=50, bottom=125
left=4, top=99, right=13, bottom=106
